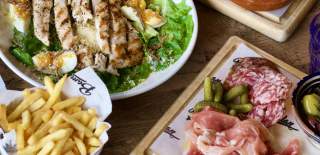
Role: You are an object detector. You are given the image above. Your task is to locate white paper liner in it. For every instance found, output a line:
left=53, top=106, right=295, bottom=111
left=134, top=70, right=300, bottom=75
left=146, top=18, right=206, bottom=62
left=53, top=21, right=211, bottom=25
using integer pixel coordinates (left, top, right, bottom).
left=0, top=67, right=112, bottom=155
left=0, top=76, right=6, bottom=91
left=149, top=44, right=320, bottom=154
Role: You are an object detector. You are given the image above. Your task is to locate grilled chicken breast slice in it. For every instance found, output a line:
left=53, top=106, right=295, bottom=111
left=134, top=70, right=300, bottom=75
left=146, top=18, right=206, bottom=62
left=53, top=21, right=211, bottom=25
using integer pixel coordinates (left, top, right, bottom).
left=33, top=0, right=53, bottom=46
left=94, top=53, right=108, bottom=72
left=54, top=0, right=77, bottom=50
left=92, top=0, right=111, bottom=54
left=77, top=46, right=94, bottom=68
left=126, top=22, right=143, bottom=66
left=109, top=0, right=128, bottom=69
left=71, top=0, right=93, bottom=24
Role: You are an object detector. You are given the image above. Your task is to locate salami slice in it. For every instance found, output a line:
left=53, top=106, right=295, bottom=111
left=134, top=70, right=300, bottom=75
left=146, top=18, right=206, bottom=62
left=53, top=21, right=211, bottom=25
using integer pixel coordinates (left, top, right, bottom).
left=248, top=102, right=285, bottom=127
left=224, top=57, right=291, bottom=127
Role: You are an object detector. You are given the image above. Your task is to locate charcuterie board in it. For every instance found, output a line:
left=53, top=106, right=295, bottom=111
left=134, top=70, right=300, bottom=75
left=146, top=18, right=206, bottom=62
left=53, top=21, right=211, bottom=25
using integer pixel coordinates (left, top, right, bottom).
left=130, top=36, right=320, bottom=155
left=198, top=0, right=316, bottom=42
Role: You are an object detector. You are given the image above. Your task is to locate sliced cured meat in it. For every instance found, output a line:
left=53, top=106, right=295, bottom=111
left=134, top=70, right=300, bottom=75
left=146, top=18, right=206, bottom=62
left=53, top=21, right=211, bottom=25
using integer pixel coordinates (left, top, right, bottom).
left=186, top=108, right=300, bottom=155
left=224, top=66, right=261, bottom=89
left=187, top=144, right=203, bottom=155
left=248, top=102, right=285, bottom=127
left=279, top=139, right=300, bottom=155
left=186, top=107, right=240, bottom=133
left=224, top=57, right=291, bottom=126
left=250, top=73, right=291, bottom=105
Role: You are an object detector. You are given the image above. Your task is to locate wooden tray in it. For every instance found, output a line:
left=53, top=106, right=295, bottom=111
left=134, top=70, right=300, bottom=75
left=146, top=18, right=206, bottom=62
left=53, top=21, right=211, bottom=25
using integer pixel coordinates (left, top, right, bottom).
left=130, top=36, right=313, bottom=155
left=199, top=0, right=316, bottom=42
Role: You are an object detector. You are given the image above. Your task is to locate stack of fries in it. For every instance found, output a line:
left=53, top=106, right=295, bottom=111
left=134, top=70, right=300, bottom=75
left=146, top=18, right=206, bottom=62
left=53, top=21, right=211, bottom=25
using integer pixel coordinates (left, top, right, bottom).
left=0, top=75, right=109, bottom=155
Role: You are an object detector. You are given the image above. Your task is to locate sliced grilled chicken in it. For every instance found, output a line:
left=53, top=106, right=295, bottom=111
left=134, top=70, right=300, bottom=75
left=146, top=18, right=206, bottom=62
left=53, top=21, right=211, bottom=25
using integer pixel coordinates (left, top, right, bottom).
left=93, top=53, right=108, bottom=72
left=33, top=0, right=53, bottom=46
left=109, top=0, right=128, bottom=69
left=92, top=0, right=111, bottom=54
left=54, top=0, right=77, bottom=49
left=77, top=46, right=94, bottom=68
left=126, top=22, right=143, bottom=66
left=8, top=0, right=31, bottom=33
left=71, top=0, right=93, bottom=24
left=33, top=51, right=77, bottom=74
left=76, top=24, right=100, bottom=50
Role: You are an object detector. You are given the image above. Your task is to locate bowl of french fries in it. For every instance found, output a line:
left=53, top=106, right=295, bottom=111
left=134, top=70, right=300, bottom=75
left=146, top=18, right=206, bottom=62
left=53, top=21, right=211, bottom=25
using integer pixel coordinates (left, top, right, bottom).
left=0, top=68, right=112, bottom=155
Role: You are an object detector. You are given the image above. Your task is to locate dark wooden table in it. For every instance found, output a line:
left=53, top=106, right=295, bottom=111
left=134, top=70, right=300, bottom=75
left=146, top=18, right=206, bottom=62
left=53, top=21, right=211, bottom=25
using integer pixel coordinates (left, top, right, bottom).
left=0, top=1, right=319, bottom=155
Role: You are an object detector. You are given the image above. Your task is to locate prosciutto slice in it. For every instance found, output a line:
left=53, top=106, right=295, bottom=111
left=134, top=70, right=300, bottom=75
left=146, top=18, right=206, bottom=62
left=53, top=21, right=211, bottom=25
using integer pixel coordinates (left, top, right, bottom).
left=186, top=107, right=300, bottom=155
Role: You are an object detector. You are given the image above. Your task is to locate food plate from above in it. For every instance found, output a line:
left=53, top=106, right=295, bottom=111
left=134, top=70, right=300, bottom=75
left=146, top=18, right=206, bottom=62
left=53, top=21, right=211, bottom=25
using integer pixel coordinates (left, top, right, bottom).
left=0, top=67, right=112, bottom=155
left=0, top=0, right=198, bottom=100
left=131, top=36, right=319, bottom=155
left=199, top=0, right=316, bottom=42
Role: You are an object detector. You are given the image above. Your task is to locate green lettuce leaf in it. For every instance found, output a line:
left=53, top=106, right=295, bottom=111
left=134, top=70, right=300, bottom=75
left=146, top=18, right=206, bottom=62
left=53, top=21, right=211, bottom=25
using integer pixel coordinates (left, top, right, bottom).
left=152, top=0, right=193, bottom=70
left=10, top=47, right=34, bottom=67
left=98, top=60, right=153, bottom=92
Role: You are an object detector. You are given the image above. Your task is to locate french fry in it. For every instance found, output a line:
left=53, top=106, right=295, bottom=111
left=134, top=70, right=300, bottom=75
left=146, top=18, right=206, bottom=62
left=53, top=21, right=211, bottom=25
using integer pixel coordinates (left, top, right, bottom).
left=35, top=88, right=50, bottom=100
left=28, top=98, right=46, bottom=112
left=67, top=106, right=82, bottom=114
left=40, top=128, right=73, bottom=143
left=74, top=136, right=87, bottom=155
left=28, top=113, right=60, bottom=144
left=41, top=110, right=54, bottom=123
left=88, top=117, right=97, bottom=131
left=61, top=112, right=93, bottom=137
left=44, top=76, right=55, bottom=95
left=51, top=112, right=64, bottom=126
left=49, top=123, right=72, bottom=133
left=38, top=141, right=55, bottom=155
left=8, top=120, right=21, bottom=130
left=16, top=124, right=25, bottom=150
left=62, top=138, right=75, bottom=153
left=64, top=150, right=75, bottom=155
left=87, top=137, right=101, bottom=147
left=88, top=146, right=99, bottom=153
left=77, top=130, right=85, bottom=140
left=22, top=89, right=31, bottom=97
left=72, top=111, right=87, bottom=120
left=43, top=75, right=67, bottom=109
left=94, top=124, right=109, bottom=137
left=50, top=128, right=73, bottom=155
left=87, top=108, right=97, bottom=117
left=73, top=147, right=80, bottom=155
left=29, top=110, right=45, bottom=133
left=81, top=112, right=91, bottom=125
left=8, top=92, right=42, bottom=122
left=0, top=105, right=9, bottom=131
left=21, top=110, right=31, bottom=129
left=18, top=128, right=74, bottom=154
left=52, top=97, right=85, bottom=111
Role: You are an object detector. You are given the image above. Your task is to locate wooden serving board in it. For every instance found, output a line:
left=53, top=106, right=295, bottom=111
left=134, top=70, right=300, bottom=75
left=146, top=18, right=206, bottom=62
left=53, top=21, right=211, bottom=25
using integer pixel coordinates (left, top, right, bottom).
left=198, top=0, right=316, bottom=42
left=130, top=36, right=320, bottom=155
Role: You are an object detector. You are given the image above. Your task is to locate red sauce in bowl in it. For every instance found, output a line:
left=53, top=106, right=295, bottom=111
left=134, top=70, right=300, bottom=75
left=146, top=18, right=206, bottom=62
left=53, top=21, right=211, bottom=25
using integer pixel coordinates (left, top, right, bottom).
left=231, top=0, right=290, bottom=11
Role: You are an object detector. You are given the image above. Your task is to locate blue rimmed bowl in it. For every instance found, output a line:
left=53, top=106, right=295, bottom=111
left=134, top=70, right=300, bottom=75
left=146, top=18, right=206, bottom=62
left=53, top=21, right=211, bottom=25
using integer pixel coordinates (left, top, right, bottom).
left=292, top=72, right=320, bottom=149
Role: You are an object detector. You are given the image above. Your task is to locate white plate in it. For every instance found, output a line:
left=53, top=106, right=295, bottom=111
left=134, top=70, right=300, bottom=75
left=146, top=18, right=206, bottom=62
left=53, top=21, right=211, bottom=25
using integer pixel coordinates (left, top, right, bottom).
left=0, top=0, right=198, bottom=100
